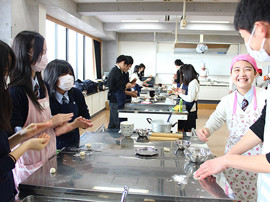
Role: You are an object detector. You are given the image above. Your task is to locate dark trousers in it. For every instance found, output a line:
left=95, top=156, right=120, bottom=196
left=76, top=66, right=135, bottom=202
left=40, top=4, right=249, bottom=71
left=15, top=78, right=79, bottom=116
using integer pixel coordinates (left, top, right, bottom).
left=108, top=102, right=120, bottom=129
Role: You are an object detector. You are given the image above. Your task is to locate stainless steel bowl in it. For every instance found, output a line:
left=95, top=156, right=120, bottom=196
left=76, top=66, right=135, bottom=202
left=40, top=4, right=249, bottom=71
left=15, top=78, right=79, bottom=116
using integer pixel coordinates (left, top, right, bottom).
left=135, top=129, right=150, bottom=137
left=175, top=140, right=191, bottom=150
left=184, top=148, right=211, bottom=164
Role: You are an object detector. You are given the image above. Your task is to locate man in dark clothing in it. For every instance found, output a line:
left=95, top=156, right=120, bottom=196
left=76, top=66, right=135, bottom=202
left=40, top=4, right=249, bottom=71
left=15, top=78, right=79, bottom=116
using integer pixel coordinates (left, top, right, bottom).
left=107, top=55, right=133, bottom=129
left=173, top=59, right=184, bottom=87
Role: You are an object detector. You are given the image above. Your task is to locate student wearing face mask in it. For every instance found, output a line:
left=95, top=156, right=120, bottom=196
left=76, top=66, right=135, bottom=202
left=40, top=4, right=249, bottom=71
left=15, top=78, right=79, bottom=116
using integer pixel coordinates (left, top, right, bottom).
left=0, top=40, right=52, bottom=202
left=9, top=31, right=88, bottom=186
left=44, top=59, right=93, bottom=149
left=194, top=1, right=270, bottom=201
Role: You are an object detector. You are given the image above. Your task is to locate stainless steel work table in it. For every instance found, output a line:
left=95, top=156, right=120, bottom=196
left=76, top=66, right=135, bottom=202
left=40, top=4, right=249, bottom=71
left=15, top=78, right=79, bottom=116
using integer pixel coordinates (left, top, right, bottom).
left=18, top=131, right=234, bottom=202
left=119, top=103, right=188, bottom=132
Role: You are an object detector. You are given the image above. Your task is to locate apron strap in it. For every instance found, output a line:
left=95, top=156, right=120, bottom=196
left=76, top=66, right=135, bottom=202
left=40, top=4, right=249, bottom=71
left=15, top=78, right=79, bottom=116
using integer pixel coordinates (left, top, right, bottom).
left=253, top=86, right=257, bottom=111
left=233, top=86, right=257, bottom=115
left=233, top=91, right=237, bottom=115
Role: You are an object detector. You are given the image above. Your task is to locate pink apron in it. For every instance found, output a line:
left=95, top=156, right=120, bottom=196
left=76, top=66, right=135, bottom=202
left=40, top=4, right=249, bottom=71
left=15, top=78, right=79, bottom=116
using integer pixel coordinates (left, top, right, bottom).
left=223, top=87, right=262, bottom=202
left=13, top=90, right=56, bottom=187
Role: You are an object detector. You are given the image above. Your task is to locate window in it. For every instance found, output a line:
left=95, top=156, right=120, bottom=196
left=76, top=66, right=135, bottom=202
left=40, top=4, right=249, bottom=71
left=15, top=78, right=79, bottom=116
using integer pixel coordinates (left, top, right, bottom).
left=56, top=24, right=66, bottom=60
left=85, top=36, right=95, bottom=80
left=67, top=29, right=77, bottom=77
left=77, top=33, right=84, bottom=80
left=45, top=17, right=101, bottom=81
left=46, top=20, right=56, bottom=62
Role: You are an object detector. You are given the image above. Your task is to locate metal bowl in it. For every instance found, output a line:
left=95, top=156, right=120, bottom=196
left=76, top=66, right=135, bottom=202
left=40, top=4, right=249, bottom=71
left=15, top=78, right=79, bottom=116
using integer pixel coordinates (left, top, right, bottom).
left=135, top=129, right=150, bottom=137
left=184, top=148, right=211, bottom=164
left=175, top=140, right=191, bottom=150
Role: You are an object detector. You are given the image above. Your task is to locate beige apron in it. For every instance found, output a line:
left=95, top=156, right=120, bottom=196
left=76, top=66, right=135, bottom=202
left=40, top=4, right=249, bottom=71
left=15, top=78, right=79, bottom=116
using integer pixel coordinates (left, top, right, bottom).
left=223, top=88, right=262, bottom=202
left=13, top=90, right=56, bottom=187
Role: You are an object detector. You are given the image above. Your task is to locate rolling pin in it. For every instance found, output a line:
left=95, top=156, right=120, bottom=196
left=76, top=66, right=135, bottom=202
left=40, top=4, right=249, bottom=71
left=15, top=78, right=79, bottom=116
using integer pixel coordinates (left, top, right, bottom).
left=151, top=132, right=183, bottom=139
left=149, top=136, right=179, bottom=141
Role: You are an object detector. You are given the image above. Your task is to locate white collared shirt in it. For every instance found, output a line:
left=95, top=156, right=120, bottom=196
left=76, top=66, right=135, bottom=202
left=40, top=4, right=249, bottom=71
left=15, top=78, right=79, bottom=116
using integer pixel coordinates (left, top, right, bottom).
left=236, top=86, right=254, bottom=107
left=55, top=91, right=69, bottom=104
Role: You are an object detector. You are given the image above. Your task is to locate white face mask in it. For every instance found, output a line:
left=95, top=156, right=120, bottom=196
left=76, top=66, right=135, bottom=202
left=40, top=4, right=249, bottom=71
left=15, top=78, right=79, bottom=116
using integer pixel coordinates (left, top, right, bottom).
left=245, top=26, right=270, bottom=62
left=58, top=74, right=74, bottom=91
left=31, top=53, right=48, bottom=72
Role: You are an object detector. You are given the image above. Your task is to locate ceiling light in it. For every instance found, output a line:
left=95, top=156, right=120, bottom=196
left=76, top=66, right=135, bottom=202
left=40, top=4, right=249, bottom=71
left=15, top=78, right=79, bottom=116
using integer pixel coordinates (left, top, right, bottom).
left=121, top=20, right=159, bottom=23
left=190, top=20, right=230, bottom=24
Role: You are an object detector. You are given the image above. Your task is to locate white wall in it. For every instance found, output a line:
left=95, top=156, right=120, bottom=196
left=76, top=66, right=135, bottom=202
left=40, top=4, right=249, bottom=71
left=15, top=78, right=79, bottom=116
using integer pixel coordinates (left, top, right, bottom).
left=118, top=41, right=156, bottom=76
left=117, top=41, right=270, bottom=84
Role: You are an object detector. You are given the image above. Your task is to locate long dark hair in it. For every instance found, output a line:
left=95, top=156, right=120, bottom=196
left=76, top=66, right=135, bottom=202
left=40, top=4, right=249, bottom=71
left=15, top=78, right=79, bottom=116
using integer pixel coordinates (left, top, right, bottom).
left=9, top=31, right=46, bottom=111
left=43, top=59, right=75, bottom=96
left=180, top=64, right=199, bottom=86
left=0, top=40, right=15, bottom=132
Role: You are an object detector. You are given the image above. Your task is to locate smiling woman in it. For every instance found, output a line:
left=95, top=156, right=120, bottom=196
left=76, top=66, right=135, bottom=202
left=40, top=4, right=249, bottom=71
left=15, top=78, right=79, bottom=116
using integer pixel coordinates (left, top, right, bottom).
left=196, top=54, right=266, bottom=201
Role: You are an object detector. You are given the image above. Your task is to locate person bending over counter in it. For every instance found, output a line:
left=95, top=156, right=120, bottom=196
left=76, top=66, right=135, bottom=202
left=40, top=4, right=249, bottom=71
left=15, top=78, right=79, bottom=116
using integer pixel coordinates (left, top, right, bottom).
left=107, top=55, right=133, bottom=129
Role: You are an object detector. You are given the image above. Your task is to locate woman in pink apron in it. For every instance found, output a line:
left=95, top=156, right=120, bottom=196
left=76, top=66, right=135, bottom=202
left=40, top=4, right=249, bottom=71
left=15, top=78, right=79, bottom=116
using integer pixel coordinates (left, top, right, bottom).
left=197, top=54, right=267, bottom=201
left=9, top=31, right=91, bottom=187
left=0, top=40, right=52, bottom=202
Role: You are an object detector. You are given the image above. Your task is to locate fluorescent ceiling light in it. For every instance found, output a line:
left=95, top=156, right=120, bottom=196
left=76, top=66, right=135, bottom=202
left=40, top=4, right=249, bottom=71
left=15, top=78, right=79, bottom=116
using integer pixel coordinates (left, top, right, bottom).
left=121, top=20, right=159, bottom=23
left=190, top=20, right=230, bottom=24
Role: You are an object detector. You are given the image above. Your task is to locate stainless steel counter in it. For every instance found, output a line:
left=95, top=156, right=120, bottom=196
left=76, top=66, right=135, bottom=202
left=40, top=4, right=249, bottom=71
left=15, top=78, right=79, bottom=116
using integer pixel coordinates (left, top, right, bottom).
left=19, top=132, right=234, bottom=202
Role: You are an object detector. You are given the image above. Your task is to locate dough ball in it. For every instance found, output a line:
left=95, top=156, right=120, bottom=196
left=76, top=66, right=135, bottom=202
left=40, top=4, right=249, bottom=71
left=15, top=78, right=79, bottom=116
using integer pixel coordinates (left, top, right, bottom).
left=50, top=168, right=56, bottom=174
left=80, top=151, right=86, bottom=156
left=86, top=143, right=92, bottom=150
left=163, top=147, right=170, bottom=152
left=193, top=171, right=199, bottom=180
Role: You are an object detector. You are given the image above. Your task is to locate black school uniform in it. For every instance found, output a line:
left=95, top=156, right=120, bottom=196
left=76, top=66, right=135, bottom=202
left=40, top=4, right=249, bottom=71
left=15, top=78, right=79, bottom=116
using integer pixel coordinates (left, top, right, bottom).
left=50, top=87, right=90, bottom=149
left=0, top=130, right=17, bottom=202
left=9, top=82, right=50, bottom=133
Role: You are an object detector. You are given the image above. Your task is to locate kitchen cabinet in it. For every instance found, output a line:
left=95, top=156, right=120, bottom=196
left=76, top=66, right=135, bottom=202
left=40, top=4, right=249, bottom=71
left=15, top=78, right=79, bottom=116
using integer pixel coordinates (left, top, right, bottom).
left=84, top=90, right=108, bottom=116
left=199, top=85, right=229, bottom=101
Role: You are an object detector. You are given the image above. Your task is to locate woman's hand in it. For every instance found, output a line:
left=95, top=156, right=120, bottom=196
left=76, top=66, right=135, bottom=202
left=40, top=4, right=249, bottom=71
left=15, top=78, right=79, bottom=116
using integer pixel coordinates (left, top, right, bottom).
left=131, top=91, right=138, bottom=97
left=73, top=116, right=93, bottom=129
left=194, top=155, right=229, bottom=180
left=24, top=133, right=51, bottom=151
left=19, top=121, right=53, bottom=140
left=51, top=113, right=74, bottom=127
left=197, top=128, right=210, bottom=142
left=146, top=78, right=152, bottom=82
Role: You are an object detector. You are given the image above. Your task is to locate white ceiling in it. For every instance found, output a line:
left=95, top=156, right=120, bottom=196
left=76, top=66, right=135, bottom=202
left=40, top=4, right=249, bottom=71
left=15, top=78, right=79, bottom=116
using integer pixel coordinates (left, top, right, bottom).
left=72, top=0, right=240, bottom=36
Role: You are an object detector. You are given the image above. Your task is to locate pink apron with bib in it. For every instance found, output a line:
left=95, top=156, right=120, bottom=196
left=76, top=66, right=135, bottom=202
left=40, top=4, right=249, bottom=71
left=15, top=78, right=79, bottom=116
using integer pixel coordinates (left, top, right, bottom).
left=13, top=90, right=56, bottom=187
left=223, top=87, right=262, bottom=202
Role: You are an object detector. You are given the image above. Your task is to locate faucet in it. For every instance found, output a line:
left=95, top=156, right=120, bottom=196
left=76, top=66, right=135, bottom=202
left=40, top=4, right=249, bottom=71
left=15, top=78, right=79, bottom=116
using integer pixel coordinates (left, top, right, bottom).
left=121, top=185, right=129, bottom=202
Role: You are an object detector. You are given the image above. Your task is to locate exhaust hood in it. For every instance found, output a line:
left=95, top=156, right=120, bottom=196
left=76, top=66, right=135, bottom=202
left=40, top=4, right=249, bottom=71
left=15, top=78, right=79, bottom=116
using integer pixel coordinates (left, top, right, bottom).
left=174, top=43, right=231, bottom=54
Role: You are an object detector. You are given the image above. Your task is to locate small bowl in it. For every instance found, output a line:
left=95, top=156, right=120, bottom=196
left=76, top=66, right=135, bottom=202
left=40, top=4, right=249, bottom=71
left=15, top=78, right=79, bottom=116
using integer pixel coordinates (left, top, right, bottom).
left=135, top=129, right=150, bottom=137
left=175, top=140, right=191, bottom=150
left=184, top=148, right=211, bottom=164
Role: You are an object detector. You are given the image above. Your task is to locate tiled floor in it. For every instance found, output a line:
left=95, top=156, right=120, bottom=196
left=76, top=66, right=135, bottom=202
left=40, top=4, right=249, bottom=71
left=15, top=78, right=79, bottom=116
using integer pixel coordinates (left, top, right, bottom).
left=81, top=107, right=229, bottom=157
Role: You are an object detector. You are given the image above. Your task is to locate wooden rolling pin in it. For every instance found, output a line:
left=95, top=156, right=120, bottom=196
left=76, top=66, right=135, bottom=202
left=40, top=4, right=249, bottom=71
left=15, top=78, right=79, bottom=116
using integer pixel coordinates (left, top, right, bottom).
left=151, top=132, right=183, bottom=139
left=149, top=136, right=179, bottom=141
